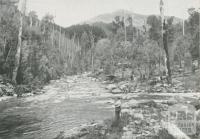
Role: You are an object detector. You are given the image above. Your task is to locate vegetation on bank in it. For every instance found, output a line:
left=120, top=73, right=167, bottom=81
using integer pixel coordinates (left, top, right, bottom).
left=0, top=1, right=200, bottom=97
left=0, top=1, right=107, bottom=96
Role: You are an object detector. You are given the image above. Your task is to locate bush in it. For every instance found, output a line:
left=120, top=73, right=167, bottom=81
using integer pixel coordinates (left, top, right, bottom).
left=14, top=85, right=31, bottom=97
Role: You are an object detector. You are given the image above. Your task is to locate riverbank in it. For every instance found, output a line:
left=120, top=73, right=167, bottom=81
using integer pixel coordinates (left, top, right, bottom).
left=1, top=73, right=200, bottom=139
left=0, top=76, right=16, bottom=100
left=54, top=72, right=200, bottom=139
left=56, top=93, right=200, bottom=139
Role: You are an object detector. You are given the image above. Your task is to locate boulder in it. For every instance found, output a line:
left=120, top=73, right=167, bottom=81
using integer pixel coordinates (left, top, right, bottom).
left=111, top=88, right=122, bottom=94
left=165, top=97, right=178, bottom=105
left=105, top=84, right=117, bottom=90
left=125, top=100, right=140, bottom=108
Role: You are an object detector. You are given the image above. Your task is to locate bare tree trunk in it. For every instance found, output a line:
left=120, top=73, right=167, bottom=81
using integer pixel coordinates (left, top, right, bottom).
left=30, top=16, right=33, bottom=27
left=3, top=37, right=6, bottom=58
left=89, top=32, right=95, bottom=72
left=59, top=26, right=61, bottom=52
left=12, top=12, right=23, bottom=83
left=5, top=45, right=13, bottom=64
left=52, top=23, right=54, bottom=48
left=163, top=22, right=172, bottom=84
left=91, top=50, right=94, bottom=72
left=43, top=24, right=46, bottom=43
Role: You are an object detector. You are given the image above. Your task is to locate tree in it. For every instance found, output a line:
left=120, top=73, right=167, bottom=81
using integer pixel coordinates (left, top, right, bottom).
left=147, top=15, right=175, bottom=83
left=0, top=0, right=18, bottom=76
left=187, top=9, right=200, bottom=66
left=28, top=11, right=38, bottom=27
left=41, top=14, right=54, bottom=43
left=163, top=20, right=172, bottom=83
left=147, top=15, right=162, bottom=42
left=12, top=0, right=27, bottom=83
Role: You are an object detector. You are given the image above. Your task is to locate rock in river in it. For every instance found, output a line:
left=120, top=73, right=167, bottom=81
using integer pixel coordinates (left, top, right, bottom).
left=111, top=88, right=122, bottom=94
left=105, top=84, right=117, bottom=90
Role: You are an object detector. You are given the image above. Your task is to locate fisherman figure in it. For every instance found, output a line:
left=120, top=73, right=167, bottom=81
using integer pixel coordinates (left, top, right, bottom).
left=115, top=97, right=122, bottom=124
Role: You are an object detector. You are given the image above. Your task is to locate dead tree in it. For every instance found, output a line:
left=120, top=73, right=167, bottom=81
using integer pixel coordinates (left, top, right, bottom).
left=12, top=0, right=27, bottom=83
left=163, top=20, right=172, bottom=84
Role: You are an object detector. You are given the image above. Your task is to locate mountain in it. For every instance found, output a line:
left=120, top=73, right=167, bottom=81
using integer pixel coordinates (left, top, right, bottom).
left=82, top=9, right=182, bottom=27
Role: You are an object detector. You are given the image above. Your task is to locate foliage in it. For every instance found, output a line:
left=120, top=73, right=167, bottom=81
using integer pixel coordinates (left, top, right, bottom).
left=0, top=2, right=200, bottom=94
left=187, top=10, right=200, bottom=60
left=147, top=15, right=162, bottom=42
left=0, top=2, right=87, bottom=87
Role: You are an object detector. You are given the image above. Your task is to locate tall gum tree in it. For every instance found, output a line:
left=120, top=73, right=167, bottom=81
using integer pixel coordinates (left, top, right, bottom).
left=12, top=0, right=26, bottom=83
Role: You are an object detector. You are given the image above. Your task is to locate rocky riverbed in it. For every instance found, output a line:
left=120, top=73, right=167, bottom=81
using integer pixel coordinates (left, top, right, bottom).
left=1, top=73, right=200, bottom=139
left=55, top=74, right=200, bottom=139
left=0, top=73, right=115, bottom=139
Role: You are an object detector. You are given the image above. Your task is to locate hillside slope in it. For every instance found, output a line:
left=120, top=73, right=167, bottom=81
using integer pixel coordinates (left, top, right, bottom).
left=82, top=9, right=182, bottom=27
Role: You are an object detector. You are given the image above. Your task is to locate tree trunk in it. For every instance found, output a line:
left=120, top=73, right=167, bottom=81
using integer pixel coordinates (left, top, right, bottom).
left=30, top=16, right=33, bottom=27
left=89, top=32, right=95, bottom=72
left=3, top=37, right=6, bottom=58
left=163, top=24, right=172, bottom=84
left=91, top=51, right=94, bottom=72
left=59, top=26, right=61, bottom=52
left=12, top=12, right=23, bottom=83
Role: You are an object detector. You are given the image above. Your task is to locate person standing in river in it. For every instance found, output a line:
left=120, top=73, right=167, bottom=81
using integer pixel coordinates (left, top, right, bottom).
left=114, top=97, right=122, bottom=125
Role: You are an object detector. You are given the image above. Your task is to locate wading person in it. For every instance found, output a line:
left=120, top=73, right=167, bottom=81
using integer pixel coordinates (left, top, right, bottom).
left=114, top=97, right=122, bottom=125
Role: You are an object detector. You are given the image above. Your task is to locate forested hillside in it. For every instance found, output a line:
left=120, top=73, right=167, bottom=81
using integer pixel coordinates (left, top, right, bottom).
left=82, top=9, right=182, bottom=27
left=66, top=10, right=200, bottom=79
left=0, top=1, right=105, bottom=86
left=1, top=1, right=200, bottom=139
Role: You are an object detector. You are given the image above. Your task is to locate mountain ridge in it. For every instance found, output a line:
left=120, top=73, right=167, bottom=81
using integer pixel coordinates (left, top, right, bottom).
left=81, top=9, right=182, bottom=27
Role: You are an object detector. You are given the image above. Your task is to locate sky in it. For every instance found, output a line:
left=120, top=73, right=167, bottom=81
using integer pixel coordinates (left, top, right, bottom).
left=26, top=0, right=200, bottom=27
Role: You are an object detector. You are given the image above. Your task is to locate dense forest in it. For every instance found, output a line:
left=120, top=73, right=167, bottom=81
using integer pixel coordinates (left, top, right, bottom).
left=0, top=0, right=199, bottom=95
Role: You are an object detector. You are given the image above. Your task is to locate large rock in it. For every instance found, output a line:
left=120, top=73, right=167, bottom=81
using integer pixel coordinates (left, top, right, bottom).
left=105, top=84, right=117, bottom=90
left=118, top=81, right=129, bottom=89
left=111, top=88, right=122, bottom=94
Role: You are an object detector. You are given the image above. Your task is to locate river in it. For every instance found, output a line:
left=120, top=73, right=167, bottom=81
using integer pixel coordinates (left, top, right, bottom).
left=0, top=75, right=114, bottom=139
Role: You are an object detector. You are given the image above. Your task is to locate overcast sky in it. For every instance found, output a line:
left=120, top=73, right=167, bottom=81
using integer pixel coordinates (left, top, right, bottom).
left=27, top=0, right=199, bottom=27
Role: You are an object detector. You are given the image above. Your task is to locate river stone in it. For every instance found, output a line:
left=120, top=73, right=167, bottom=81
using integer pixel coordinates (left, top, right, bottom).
left=111, top=88, right=122, bottom=94
left=22, top=93, right=33, bottom=97
left=126, top=100, right=139, bottom=108
left=118, top=81, right=129, bottom=89
left=166, top=97, right=178, bottom=105
left=106, top=84, right=117, bottom=90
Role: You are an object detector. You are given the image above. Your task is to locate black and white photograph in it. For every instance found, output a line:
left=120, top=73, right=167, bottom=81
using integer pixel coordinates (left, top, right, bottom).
left=0, top=0, right=200, bottom=138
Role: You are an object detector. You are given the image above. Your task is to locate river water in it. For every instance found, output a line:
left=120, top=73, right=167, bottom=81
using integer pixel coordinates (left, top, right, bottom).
left=0, top=75, right=114, bottom=139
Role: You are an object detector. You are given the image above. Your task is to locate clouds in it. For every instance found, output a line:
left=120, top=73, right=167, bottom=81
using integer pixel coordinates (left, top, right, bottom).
left=27, top=0, right=199, bottom=27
